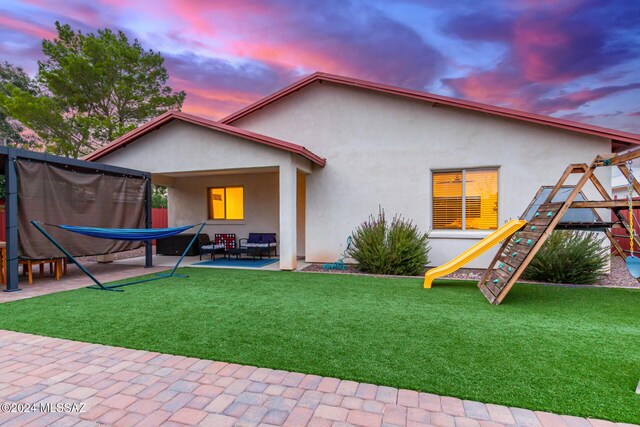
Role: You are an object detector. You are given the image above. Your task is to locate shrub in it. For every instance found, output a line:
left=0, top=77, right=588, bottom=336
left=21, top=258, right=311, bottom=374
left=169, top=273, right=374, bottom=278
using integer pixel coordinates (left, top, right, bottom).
left=522, top=230, right=608, bottom=284
left=348, top=208, right=430, bottom=276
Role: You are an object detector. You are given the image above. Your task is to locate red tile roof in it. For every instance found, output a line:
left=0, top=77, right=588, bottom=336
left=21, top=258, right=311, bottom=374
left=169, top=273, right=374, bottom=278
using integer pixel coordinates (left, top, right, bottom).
left=85, top=111, right=326, bottom=167
left=221, top=72, right=640, bottom=150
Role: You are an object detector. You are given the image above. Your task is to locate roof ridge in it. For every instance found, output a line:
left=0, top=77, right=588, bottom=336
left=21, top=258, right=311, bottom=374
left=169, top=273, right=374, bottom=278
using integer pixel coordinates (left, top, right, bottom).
left=84, top=110, right=326, bottom=166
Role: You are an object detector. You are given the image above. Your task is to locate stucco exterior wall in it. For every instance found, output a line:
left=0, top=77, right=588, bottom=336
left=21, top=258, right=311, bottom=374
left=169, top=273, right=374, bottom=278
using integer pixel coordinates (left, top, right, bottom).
left=95, top=120, right=299, bottom=174
left=232, top=82, right=613, bottom=267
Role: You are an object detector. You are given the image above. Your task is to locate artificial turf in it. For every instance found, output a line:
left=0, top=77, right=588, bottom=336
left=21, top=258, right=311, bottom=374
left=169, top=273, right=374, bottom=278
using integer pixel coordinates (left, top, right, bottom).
left=0, top=268, right=638, bottom=423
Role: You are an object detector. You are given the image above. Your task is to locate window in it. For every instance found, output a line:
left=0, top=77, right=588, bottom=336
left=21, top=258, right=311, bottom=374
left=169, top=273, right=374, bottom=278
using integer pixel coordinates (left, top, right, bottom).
left=207, top=186, right=244, bottom=220
left=432, top=169, right=498, bottom=230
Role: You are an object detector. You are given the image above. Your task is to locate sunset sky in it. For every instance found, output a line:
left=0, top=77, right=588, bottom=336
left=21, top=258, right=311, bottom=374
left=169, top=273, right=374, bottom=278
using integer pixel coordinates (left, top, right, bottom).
left=1, top=0, right=639, bottom=133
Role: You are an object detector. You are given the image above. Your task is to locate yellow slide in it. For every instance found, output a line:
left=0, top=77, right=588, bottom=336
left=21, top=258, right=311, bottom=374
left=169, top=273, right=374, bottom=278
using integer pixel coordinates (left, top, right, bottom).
left=424, top=219, right=527, bottom=288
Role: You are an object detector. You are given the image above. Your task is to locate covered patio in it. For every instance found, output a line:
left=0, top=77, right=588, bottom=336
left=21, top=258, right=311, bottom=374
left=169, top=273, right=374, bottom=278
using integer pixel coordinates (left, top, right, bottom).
left=86, top=111, right=326, bottom=271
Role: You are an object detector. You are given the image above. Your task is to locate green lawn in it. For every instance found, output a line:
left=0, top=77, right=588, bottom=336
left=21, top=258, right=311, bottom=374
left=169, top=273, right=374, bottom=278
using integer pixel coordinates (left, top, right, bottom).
left=0, top=268, right=638, bottom=423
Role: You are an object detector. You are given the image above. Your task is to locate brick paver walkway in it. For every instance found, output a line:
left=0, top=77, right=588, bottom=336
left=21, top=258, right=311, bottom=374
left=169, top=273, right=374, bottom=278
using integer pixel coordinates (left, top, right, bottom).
left=0, top=331, right=635, bottom=427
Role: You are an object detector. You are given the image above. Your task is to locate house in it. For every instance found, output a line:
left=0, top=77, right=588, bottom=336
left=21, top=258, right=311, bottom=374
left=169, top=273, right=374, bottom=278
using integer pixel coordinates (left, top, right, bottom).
left=86, top=72, right=640, bottom=270
left=613, top=175, right=628, bottom=200
left=612, top=169, right=640, bottom=200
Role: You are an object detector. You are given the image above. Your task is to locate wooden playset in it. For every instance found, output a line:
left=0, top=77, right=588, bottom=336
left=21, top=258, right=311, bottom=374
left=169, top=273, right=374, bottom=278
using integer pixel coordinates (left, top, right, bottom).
left=425, top=148, right=640, bottom=304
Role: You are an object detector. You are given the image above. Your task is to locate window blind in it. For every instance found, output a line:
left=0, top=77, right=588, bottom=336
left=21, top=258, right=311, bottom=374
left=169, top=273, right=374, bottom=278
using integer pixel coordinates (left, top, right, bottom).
left=465, top=170, right=498, bottom=230
left=433, top=171, right=463, bottom=229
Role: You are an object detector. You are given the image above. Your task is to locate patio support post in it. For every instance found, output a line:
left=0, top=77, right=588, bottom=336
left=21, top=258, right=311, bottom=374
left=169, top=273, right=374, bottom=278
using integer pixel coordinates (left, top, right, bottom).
left=4, top=149, right=20, bottom=292
left=144, top=176, right=153, bottom=268
left=279, top=160, right=297, bottom=270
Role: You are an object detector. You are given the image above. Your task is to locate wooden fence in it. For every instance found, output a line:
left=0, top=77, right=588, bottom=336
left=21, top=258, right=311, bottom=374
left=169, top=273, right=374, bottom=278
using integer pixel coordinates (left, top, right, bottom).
left=151, top=207, right=168, bottom=229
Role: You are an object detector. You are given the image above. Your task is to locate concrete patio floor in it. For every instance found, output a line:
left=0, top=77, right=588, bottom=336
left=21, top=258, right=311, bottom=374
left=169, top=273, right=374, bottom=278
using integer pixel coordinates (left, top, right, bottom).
left=0, top=330, right=634, bottom=427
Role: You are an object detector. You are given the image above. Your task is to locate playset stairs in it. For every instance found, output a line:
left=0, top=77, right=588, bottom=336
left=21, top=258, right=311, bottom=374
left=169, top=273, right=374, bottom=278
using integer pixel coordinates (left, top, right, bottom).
left=478, top=201, right=564, bottom=304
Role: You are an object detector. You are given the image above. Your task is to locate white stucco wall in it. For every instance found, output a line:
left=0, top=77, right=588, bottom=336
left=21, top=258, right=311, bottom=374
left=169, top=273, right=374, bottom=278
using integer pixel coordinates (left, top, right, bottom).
left=231, top=82, right=613, bottom=267
left=95, top=120, right=306, bottom=173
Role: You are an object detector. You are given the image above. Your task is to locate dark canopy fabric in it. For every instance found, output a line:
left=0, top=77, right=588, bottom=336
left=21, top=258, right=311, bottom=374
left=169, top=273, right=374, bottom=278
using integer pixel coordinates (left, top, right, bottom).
left=17, top=160, right=146, bottom=259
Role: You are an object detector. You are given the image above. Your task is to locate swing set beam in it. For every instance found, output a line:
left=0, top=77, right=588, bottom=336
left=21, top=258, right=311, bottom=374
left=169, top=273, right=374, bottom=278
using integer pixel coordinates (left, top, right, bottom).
left=568, top=200, right=640, bottom=209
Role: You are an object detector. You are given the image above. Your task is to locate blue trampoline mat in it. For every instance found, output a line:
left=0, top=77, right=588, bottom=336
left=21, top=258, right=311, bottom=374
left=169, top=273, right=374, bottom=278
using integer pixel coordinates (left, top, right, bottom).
left=193, top=257, right=279, bottom=268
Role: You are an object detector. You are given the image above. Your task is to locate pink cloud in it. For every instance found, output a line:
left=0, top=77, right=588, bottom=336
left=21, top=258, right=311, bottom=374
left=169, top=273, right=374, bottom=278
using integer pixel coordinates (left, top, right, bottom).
left=512, top=21, right=570, bottom=82
left=443, top=69, right=535, bottom=111
left=171, top=76, right=258, bottom=105
left=162, top=0, right=278, bottom=38
left=0, top=15, right=56, bottom=40
left=442, top=0, right=638, bottom=132
left=179, top=87, right=261, bottom=120
left=229, top=41, right=347, bottom=75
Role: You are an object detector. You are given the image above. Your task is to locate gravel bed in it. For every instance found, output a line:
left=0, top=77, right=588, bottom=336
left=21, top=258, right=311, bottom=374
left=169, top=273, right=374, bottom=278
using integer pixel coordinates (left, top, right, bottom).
left=301, top=255, right=640, bottom=288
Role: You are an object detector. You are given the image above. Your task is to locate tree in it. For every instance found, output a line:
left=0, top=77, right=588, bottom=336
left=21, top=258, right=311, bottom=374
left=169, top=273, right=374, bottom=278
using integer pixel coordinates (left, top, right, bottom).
left=152, top=185, right=168, bottom=208
left=0, top=22, right=185, bottom=158
left=0, top=62, right=41, bottom=149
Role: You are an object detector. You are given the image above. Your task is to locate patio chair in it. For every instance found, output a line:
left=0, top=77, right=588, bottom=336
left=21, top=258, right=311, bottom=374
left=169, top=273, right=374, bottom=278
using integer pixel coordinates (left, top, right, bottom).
left=239, top=233, right=277, bottom=258
left=199, top=234, right=224, bottom=260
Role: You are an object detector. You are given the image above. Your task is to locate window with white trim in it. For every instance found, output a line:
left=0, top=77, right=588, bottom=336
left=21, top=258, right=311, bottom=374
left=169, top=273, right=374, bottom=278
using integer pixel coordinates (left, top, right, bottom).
left=207, top=186, right=244, bottom=220
left=432, top=169, right=498, bottom=230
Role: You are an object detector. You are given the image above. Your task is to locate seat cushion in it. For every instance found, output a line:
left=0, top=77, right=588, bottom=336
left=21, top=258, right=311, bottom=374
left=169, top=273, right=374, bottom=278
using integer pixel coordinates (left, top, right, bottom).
left=245, top=243, right=271, bottom=248
left=201, top=244, right=225, bottom=251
